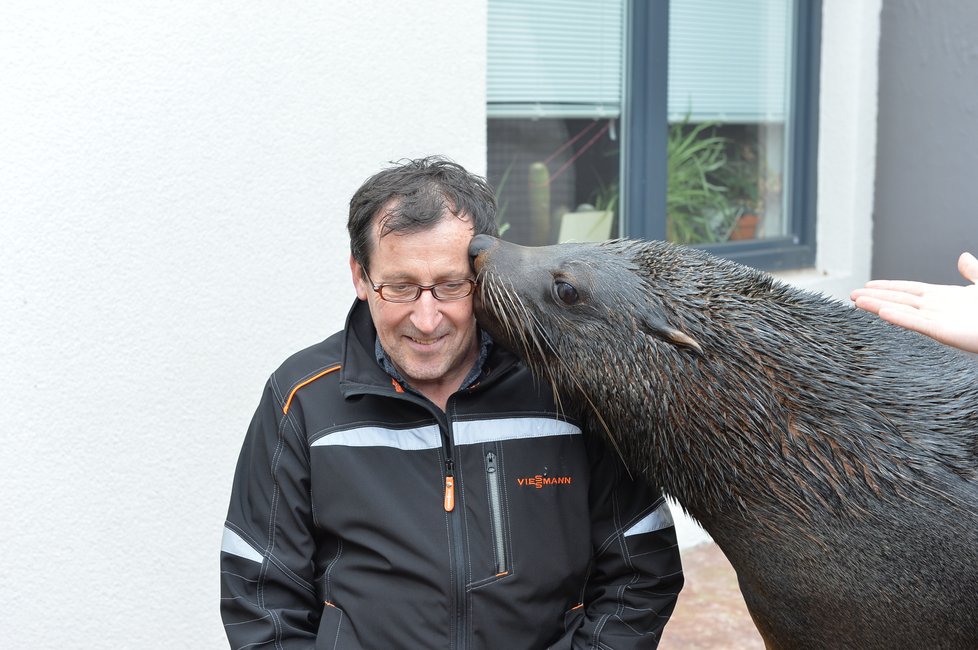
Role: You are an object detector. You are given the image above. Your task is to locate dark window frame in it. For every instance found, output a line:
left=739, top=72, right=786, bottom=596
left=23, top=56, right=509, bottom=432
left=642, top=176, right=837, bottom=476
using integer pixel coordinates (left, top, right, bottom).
left=623, top=0, right=821, bottom=270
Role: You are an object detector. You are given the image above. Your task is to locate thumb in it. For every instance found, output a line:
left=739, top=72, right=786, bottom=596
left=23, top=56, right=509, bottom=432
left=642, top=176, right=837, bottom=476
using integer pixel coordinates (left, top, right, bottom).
left=958, top=252, right=978, bottom=284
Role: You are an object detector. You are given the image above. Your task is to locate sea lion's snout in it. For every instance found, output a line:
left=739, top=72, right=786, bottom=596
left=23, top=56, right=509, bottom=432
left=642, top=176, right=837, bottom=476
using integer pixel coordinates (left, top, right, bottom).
left=468, top=234, right=498, bottom=274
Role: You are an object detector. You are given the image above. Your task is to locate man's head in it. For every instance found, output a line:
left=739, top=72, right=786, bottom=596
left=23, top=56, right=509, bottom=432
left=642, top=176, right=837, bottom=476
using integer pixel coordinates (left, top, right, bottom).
left=347, top=157, right=498, bottom=403
left=348, top=156, right=498, bottom=273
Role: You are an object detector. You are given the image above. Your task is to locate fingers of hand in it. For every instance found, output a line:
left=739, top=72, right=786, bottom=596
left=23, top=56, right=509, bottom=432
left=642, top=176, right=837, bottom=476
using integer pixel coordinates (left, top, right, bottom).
left=860, top=280, right=933, bottom=295
left=878, top=305, right=978, bottom=353
left=852, top=295, right=885, bottom=315
left=851, top=287, right=924, bottom=310
left=876, top=305, right=933, bottom=332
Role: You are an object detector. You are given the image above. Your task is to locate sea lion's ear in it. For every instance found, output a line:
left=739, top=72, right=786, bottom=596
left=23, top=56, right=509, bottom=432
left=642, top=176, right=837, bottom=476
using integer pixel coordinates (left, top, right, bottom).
left=637, top=313, right=704, bottom=355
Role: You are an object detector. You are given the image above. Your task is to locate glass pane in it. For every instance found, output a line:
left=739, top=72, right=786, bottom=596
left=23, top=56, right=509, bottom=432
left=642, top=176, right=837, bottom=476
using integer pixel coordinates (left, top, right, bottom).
left=667, top=0, right=794, bottom=245
left=487, top=118, right=620, bottom=245
left=487, top=0, right=624, bottom=245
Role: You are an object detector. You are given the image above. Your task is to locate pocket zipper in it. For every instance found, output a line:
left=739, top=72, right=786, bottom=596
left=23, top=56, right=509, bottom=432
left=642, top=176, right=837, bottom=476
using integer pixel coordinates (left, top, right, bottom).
left=485, top=451, right=507, bottom=574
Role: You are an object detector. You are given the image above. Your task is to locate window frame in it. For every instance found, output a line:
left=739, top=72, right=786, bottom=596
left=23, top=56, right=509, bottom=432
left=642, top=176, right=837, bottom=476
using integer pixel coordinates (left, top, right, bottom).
left=622, top=0, right=821, bottom=270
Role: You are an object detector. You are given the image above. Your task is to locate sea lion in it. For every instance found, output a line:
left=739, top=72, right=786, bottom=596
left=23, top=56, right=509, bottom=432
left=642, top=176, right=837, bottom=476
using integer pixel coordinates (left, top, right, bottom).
left=468, top=234, right=978, bottom=650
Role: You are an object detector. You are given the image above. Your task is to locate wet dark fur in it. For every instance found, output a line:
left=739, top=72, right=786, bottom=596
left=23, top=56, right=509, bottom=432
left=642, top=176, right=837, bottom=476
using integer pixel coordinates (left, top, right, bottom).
left=470, top=235, right=978, bottom=650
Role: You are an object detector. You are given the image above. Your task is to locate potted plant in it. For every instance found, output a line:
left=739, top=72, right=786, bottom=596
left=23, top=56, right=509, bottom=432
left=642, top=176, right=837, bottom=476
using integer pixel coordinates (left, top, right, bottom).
left=666, top=116, right=732, bottom=245
left=714, top=143, right=763, bottom=241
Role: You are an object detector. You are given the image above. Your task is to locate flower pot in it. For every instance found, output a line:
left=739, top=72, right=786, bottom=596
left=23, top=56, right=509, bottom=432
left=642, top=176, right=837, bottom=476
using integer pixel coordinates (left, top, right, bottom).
left=729, top=212, right=759, bottom=241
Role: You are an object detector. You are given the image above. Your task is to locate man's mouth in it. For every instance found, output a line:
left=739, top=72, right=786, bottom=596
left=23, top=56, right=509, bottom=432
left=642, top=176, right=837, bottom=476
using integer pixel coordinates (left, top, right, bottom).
left=409, top=335, right=443, bottom=346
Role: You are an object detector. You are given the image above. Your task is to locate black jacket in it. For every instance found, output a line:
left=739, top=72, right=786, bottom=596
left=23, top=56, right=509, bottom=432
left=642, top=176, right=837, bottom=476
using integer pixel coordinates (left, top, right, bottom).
left=221, top=301, right=683, bottom=649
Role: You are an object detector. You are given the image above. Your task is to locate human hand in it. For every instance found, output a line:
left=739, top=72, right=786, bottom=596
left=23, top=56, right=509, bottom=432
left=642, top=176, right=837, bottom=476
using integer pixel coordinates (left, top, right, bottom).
left=850, top=252, right=978, bottom=353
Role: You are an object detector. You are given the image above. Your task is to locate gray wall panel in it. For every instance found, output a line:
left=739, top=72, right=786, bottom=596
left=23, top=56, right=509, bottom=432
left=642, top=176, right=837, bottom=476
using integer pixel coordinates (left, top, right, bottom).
left=874, top=0, right=978, bottom=283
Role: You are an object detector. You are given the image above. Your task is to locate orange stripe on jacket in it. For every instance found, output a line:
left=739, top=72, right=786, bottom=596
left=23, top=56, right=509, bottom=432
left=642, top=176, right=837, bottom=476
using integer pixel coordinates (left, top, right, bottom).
left=282, top=364, right=341, bottom=415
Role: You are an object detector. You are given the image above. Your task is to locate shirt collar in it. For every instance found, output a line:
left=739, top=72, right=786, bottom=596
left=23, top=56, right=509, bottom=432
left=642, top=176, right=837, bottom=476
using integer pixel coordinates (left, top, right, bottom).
left=374, top=329, right=494, bottom=391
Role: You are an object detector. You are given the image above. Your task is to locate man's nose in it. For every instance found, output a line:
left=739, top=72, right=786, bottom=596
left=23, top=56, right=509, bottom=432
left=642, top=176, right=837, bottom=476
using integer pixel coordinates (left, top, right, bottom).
left=411, top=290, right=442, bottom=332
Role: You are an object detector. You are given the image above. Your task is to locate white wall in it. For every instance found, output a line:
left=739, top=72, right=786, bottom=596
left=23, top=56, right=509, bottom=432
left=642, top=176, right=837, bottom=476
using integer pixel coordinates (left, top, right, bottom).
left=800, top=0, right=881, bottom=301
left=0, top=2, right=485, bottom=647
left=0, top=0, right=879, bottom=645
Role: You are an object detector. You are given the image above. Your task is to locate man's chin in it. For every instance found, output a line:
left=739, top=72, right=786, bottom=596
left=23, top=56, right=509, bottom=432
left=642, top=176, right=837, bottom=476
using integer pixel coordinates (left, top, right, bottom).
left=400, top=364, right=447, bottom=385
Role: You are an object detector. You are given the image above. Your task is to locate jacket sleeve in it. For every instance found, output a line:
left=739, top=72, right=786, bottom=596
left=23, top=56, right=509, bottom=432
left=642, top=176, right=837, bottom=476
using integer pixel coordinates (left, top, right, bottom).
left=220, top=377, right=320, bottom=649
left=551, top=432, right=685, bottom=649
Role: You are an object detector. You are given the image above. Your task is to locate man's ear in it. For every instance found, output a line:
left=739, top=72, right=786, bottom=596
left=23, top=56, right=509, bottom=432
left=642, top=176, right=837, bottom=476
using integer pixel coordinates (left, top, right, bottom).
left=350, top=255, right=369, bottom=301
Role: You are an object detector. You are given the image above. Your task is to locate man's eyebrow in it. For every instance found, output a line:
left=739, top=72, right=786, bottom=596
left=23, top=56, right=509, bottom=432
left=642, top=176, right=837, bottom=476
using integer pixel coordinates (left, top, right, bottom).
left=375, top=271, right=471, bottom=283
left=383, top=267, right=474, bottom=284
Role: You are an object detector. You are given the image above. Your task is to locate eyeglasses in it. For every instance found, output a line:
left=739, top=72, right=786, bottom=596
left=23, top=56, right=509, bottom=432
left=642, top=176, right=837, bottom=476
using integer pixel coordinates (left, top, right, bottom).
left=363, top=270, right=477, bottom=303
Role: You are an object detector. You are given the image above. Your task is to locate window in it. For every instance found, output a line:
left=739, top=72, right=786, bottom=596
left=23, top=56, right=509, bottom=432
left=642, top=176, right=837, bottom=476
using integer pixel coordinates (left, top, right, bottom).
left=487, top=0, right=623, bottom=246
left=487, top=0, right=820, bottom=270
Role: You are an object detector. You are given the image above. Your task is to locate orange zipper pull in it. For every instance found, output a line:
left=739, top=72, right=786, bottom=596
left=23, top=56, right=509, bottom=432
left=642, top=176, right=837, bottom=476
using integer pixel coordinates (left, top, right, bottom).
left=444, top=459, right=455, bottom=512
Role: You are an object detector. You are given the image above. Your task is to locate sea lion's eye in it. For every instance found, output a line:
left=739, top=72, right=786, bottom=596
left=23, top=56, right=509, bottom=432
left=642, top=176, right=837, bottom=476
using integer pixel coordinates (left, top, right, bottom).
left=553, top=280, right=579, bottom=305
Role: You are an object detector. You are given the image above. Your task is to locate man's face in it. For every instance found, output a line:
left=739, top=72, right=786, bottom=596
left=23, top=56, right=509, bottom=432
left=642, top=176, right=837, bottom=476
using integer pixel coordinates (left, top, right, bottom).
left=350, top=211, right=479, bottom=397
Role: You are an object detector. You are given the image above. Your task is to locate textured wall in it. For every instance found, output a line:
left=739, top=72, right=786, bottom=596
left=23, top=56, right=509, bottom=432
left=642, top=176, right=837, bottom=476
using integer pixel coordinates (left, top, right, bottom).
left=0, top=2, right=485, bottom=647
left=873, top=0, right=978, bottom=283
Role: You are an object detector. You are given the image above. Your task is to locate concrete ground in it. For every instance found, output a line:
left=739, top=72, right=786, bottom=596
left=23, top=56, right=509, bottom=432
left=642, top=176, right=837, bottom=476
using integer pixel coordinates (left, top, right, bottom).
left=658, top=542, right=765, bottom=649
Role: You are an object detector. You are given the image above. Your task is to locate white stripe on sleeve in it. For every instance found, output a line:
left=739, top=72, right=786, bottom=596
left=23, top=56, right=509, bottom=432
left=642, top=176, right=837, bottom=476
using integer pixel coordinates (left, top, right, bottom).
left=221, top=526, right=264, bottom=564
left=624, top=501, right=676, bottom=537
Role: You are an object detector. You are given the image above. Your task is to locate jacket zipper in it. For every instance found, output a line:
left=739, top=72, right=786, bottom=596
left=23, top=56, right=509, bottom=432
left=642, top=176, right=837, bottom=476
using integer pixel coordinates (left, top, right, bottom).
left=443, top=433, right=466, bottom=649
left=444, top=459, right=456, bottom=512
left=485, top=450, right=507, bottom=574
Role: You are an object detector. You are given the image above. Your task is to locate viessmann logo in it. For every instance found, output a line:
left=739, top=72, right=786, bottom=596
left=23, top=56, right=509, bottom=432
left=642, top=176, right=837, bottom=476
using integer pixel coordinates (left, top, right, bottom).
left=516, top=474, right=573, bottom=489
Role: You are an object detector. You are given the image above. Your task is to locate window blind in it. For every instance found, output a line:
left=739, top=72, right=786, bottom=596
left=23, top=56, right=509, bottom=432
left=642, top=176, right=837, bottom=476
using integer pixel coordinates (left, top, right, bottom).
left=487, top=0, right=791, bottom=123
left=487, top=0, right=624, bottom=118
left=669, top=0, right=791, bottom=122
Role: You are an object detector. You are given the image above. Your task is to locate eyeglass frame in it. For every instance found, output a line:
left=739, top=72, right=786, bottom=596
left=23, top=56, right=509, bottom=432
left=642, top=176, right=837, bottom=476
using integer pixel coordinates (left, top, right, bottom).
left=362, top=269, right=478, bottom=303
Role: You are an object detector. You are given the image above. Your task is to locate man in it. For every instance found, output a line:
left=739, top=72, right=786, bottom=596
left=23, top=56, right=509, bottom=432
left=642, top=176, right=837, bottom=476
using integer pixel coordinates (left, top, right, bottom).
left=220, top=156, right=683, bottom=648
